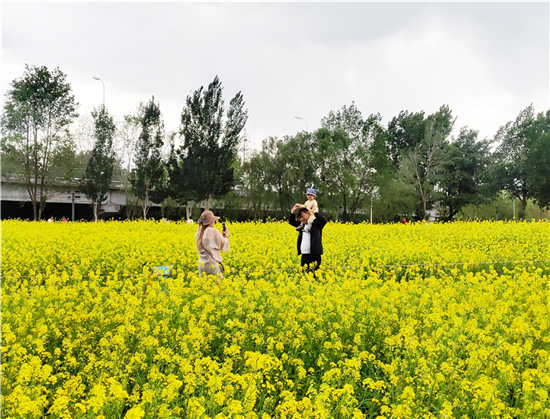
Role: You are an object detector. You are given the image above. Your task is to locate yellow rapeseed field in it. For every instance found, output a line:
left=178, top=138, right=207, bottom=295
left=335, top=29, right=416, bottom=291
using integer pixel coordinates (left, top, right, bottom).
left=1, top=219, right=549, bottom=418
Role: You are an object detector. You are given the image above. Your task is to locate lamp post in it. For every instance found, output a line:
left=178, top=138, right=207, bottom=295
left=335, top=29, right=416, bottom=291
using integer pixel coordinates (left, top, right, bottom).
left=241, top=129, right=250, bottom=162
left=294, top=116, right=308, bottom=133
left=92, top=76, right=105, bottom=106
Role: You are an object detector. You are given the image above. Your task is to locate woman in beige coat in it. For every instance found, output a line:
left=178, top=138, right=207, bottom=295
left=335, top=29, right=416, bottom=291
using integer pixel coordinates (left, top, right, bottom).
left=195, top=210, right=229, bottom=279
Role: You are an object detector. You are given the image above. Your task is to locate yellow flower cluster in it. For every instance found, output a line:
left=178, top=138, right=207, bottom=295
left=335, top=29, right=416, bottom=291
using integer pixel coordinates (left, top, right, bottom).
left=1, top=220, right=549, bottom=418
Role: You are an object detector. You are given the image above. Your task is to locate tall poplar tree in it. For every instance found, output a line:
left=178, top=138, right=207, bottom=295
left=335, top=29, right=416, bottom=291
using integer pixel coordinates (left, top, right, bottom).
left=129, top=97, right=165, bottom=220
left=171, top=76, right=248, bottom=209
left=81, top=106, right=116, bottom=221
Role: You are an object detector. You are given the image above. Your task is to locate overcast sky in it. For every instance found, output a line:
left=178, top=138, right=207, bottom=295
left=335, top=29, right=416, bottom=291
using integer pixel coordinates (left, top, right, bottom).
left=2, top=1, right=549, bottom=152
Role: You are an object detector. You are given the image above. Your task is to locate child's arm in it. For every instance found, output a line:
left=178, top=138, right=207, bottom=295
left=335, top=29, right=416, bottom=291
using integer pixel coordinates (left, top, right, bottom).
left=310, top=200, right=318, bottom=213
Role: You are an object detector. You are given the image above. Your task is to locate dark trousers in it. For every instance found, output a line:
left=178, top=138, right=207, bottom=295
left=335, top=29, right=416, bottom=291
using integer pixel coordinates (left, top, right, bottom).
left=301, top=254, right=322, bottom=273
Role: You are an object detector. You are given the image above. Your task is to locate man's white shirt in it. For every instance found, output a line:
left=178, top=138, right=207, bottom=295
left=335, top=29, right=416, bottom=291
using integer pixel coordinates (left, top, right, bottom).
left=300, top=224, right=312, bottom=254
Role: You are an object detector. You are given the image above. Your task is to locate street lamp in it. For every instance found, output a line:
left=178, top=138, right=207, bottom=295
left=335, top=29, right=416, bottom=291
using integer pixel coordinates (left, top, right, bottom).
left=241, top=129, right=250, bottom=162
left=295, top=116, right=308, bottom=133
left=92, top=76, right=105, bottom=106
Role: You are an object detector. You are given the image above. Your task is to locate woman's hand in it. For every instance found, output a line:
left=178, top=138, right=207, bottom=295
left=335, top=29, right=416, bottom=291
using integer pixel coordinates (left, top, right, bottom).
left=223, top=228, right=230, bottom=239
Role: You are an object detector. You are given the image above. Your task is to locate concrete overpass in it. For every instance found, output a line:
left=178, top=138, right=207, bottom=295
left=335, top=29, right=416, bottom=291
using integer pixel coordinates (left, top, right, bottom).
left=0, top=176, right=159, bottom=220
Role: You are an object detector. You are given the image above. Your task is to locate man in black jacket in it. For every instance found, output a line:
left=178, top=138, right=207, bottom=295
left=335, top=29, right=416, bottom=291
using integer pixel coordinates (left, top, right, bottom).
left=289, top=203, right=327, bottom=273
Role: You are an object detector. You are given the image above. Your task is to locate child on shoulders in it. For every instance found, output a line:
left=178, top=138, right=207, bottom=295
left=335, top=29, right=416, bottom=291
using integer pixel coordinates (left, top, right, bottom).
left=296, top=188, right=318, bottom=231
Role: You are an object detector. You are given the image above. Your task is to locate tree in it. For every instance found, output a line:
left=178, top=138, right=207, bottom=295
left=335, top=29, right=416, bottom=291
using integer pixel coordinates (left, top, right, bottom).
left=148, top=131, right=177, bottom=212
left=1, top=64, right=78, bottom=220
left=240, top=151, right=270, bottom=219
left=316, top=104, right=381, bottom=221
left=437, top=127, right=491, bottom=221
left=368, top=122, right=414, bottom=222
left=372, top=178, right=417, bottom=222
left=314, top=128, right=354, bottom=220
left=282, top=132, right=317, bottom=206
left=250, top=134, right=316, bottom=218
left=129, top=97, right=165, bottom=220
left=321, top=101, right=370, bottom=143
left=492, top=105, right=537, bottom=218
left=116, top=112, right=141, bottom=220
left=398, top=121, right=446, bottom=219
left=164, top=140, right=195, bottom=219
left=385, top=110, right=426, bottom=169
left=80, top=106, right=116, bottom=221
left=396, top=105, right=455, bottom=220
left=525, top=110, right=550, bottom=209
left=172, top=76, right=248, bottom=210
left=260, top=136, right=294, bottom=217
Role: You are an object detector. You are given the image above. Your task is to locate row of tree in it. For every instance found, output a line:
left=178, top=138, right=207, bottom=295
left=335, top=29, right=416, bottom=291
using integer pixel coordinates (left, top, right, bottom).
left=1, top=65, right=247, bottom=221
left=239, top=103, right=550, bottom=222
left=2, top=65, right=549, bottom=222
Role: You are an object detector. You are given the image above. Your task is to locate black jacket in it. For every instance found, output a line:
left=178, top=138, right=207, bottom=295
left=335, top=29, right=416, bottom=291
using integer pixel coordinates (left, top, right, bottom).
left=289, top=212, right=327, bottom=255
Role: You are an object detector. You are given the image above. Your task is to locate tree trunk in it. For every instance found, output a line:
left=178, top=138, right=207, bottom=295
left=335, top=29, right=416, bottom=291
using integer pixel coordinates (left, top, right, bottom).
left=279, top=191, right=285, bottom=218
left=422, top=197, right=426, bottom=218
left=38, top=191, right=46, bottom=222
left=348, top=192, right=365, bottom=221
left=129, top=202, right=136, bottom=221
left=445, top=207, right=457, bottom=222
left=94, top=202, right=98, bottom=222
left=342, top=190, right=348, bottom=222
left=143, top=183, right=149, bottom=221
left=31, top=179, right=39, bottom=221
left=519, top=195, right=528, bottom=219
left=186, top=202, right=193, bottom=220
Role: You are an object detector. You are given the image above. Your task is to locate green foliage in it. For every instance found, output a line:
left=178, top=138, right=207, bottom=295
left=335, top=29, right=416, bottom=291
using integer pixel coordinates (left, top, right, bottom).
left=492, top=105, right=535, bottom=217
left=1, top=64, right=79, bottom=220
left=129, top=97, right=166, bottom=220
left=170, top=76, right=248, bottom=206
left=491, top=105, right=550, bottom=216
left=281, top=132, right=317, bottom=205
left=372, top=178, right=417, bottom=223
left=437, top=128, right=491, bottom=221
left=320, top=101, right=369, bottom=143
left=385, top=109, right=426, bottom=168
left=397, top=106, right=454, bottom=220
left=316, top=104, right=380, bottom=221
left=257, top=136, right=295, bottom=217
left=4, top=65, right=547, bottom=225
left=459, top=195, right=550, bottom=221
left=240, top=152, right=271, bottom=219
left=80, top=106, right=116, bottom=221
left=525, top=110, right=550, bottom=209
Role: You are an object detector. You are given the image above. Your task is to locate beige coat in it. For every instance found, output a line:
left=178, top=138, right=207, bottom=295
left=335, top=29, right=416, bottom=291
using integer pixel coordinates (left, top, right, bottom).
left=198, top=227, right=229, bottom=277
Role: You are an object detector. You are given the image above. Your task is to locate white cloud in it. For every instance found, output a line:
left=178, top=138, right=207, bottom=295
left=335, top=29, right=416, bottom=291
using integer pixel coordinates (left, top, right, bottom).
left=2, top=2, right=548, bottom=150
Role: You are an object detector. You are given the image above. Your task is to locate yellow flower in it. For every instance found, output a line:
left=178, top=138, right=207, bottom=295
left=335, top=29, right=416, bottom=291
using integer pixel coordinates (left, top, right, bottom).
left=125, top=406, right=145, bottom=419
left=2, top=219, right=549, bottom=418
